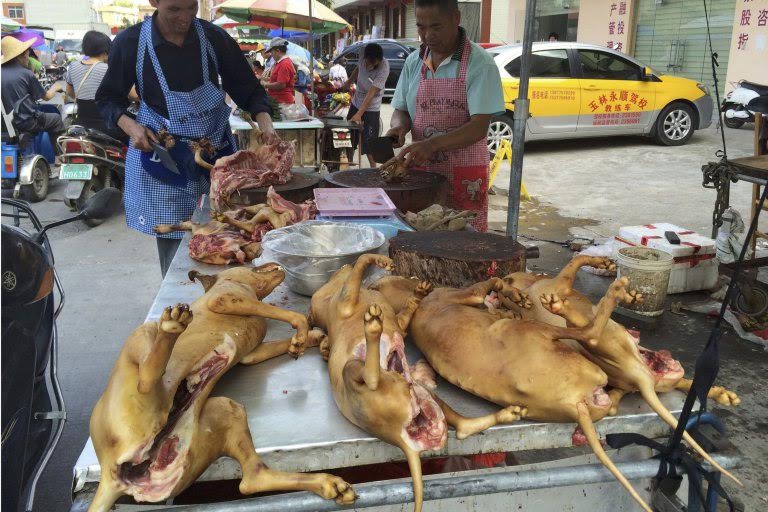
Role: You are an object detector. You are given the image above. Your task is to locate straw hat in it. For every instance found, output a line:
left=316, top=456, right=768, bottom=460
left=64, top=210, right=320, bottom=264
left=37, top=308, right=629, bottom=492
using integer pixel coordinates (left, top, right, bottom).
left=1, top=36, right=35, bottom=65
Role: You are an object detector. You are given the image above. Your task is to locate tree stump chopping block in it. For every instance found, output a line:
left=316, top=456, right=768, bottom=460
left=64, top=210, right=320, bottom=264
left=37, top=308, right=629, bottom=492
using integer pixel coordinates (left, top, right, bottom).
left=389, top=232, right=532, bottom=288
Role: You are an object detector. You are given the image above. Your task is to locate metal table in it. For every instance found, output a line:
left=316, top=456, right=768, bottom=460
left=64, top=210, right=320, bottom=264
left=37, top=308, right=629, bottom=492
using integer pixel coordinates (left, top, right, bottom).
left=70, top=235, right=737, bottom=511
left=229, top=112, right=325, bottom=169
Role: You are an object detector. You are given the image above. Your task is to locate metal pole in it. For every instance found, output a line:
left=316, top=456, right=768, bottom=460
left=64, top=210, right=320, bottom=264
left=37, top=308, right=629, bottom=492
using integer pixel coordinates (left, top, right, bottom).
left=162, top=453, right=741, bottom=512
left=308, top=0, right=315, bottom=117
left=505, top=0, right=537, bottom=238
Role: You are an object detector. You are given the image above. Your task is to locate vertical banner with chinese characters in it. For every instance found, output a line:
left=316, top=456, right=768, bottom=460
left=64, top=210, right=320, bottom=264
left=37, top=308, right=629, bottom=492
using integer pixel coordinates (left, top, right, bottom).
left=725, top=0, right=768, bottom=93
left=576, top=0, right=637, bottom=55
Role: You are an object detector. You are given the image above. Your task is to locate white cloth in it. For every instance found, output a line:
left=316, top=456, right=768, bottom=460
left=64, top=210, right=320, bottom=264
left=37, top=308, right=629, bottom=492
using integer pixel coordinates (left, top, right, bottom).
left=329, top=63, right=348, bottom=88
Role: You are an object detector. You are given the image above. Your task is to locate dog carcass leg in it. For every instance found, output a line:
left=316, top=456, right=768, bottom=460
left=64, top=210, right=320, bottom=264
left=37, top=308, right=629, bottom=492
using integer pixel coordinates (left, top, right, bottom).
left=405, top=448, right=424, bottom=512
left=435, top=395, right=527, bottom=440
left=673, top=378, right=741, bottom=406
left=553, top=256, right=616, bottom=295
left=539, top=278, right=626, bottom=349
left=136, top=304, right=192, bottom=394
left=196, top=397, right=356, bottom=504
left=637, top=384, right=742, bottom=486
left=576, top=403, right=653, bottom=512
left=363, top=304, right=384, bottom=390
left=338, top=254, right=394, bottom=318
left=396, top=281, right=433, bottom=332
left=242, top=242, right=262, bottom=260
left=87, top=478, right=123, bottom=512
left=607, top=388, right=630, bottom=416
left=206, top=294, right=309, bottom=357
left=153, top=221, right=196, bottom=235
left=241, top=329, right=326, bottom=365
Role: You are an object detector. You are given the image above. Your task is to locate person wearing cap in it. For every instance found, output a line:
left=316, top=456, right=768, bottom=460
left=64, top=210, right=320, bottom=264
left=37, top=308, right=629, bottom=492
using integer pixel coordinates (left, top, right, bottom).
left=1, top=36, right=65, bottom=142
left=261, top=37, right=296, bottom=105
left=53, top=45, right=68, bottom=66
left=95, top=0, right=276, bottom=277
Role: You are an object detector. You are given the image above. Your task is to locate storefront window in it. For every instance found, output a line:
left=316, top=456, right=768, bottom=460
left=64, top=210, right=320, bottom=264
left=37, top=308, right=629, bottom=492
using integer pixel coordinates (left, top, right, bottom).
left=634, top=0, right=736, bottom=92
left=535, top=0, right=581, bottom=41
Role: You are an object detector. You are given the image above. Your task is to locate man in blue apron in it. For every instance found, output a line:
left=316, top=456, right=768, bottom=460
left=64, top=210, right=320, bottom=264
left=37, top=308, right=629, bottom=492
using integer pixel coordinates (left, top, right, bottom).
left=96, top=0, right=275, bottom=277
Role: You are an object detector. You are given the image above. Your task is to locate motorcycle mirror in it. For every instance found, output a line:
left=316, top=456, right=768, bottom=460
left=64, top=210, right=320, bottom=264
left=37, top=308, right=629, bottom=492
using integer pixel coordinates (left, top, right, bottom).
left=81, top=187, right=123, bottom=221
left=642, top=67, right=653, bottom=79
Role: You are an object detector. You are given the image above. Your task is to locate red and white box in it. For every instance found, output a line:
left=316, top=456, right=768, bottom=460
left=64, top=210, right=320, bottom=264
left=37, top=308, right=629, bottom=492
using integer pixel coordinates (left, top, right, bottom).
left=614, top=223, right=718, bottom=294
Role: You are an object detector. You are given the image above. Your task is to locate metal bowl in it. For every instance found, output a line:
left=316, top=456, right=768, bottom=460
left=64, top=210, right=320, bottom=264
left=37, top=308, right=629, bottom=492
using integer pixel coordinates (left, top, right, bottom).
left=262, top=221, right=386, bottom=296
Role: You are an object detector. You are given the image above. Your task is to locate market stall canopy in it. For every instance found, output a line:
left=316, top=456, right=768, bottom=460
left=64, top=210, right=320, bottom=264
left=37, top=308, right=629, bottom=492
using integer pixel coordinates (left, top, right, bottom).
left=268, top=28, right=322, bottom=42
left=216, top=0, right=352, bottom=34
left=1, top=16, right=22, bottom=34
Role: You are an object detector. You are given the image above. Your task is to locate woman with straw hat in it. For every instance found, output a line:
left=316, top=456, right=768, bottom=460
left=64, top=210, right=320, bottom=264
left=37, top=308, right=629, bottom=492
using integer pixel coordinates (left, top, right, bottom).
left=1, top=35, right=65, bottom=141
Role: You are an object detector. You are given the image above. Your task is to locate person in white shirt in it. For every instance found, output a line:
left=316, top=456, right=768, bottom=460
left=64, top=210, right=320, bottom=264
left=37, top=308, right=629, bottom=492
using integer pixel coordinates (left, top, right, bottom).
left=329, top=57, right=348, bottom=89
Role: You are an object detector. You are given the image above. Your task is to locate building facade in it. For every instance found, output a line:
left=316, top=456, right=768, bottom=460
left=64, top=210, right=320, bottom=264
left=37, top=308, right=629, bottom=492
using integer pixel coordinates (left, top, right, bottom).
left=3, top=2, right=27, bottom=25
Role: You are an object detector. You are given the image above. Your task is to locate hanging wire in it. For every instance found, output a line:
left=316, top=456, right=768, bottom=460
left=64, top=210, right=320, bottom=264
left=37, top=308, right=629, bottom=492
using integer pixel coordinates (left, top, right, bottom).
left=702, top=0, right=728, bottom=160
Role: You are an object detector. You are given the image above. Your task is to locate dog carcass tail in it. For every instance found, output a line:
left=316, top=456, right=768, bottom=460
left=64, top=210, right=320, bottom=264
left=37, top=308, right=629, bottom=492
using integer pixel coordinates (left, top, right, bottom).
left=405, top=448, right=424, bottom=512
left=638, top=384, right=742, bottom=486
left=576, top=403, right=652, bottom=512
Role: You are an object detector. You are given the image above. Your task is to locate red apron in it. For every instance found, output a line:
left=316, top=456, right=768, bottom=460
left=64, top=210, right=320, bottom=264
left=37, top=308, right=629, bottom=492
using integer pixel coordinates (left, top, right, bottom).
left=412, top=38, right=489, bottom=232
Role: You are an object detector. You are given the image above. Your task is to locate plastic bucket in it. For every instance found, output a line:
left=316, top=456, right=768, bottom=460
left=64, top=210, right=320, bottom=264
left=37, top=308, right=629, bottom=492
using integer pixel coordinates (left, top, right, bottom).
left=615, top=247, right=673, bottom=317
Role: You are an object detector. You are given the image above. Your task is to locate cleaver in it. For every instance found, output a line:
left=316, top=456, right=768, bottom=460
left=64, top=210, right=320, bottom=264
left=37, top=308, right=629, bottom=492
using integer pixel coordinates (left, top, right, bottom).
left=151, top=142, right=180, bottom=175
left=367, top=135, right=396, bottom=163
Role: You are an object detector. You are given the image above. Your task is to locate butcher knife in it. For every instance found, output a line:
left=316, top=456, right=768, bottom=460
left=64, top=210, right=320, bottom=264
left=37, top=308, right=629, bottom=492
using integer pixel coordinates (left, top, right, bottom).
left=151, top=142, right=180, bottom=175
left=367, top=135, right=396, bottom=163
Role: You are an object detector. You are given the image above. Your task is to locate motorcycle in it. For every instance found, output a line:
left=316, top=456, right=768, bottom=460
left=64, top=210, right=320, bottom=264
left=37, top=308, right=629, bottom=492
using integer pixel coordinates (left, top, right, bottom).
left=57, top=125, right=126, bottom=227
left=722, top=80, right=768, bottom=129
left=1, top=187, right=123, bottom=512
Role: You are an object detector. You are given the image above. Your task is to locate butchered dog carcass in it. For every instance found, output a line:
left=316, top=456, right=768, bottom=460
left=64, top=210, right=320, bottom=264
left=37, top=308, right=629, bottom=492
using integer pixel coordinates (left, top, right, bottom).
left=88, top=265, right=355, bottom=511
left=154, top=187, right=317, bottom=265
left=502, top=256, right=741, bottom=485
left=372, top=275, right=659, bottom=512
left=209, top=140, right=295, bottom=209
left=309, top=255, right=526, bottom=512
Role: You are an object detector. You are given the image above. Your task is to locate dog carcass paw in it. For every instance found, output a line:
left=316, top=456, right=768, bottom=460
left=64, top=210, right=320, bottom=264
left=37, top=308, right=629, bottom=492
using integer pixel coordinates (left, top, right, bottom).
left=624, top=289, right=644, bottom=305
left=711, top=386, right=741, bottom=406
left=373, top=256, right=395, bottom=272
left=160, top=303, right=193, bottom=333
left=540, top=293, right=567, bottom=315
left=497, top=404, right=527, bottom=423
left=288, top=333, right=307, bottom=358
left=318, top=475, right=356, bottom=504
left=415, top=280, right=433, bottom=298
left=306, top=328, right=327, bottom=349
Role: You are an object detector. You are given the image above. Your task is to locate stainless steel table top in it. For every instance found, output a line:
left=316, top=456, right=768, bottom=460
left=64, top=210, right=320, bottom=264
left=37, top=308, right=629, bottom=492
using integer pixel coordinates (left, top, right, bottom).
left=72, top=233, right=685, bottom=492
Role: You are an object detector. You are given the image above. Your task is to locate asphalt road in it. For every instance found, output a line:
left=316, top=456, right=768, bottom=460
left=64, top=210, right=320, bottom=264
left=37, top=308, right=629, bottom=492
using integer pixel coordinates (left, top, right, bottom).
left=8, top=109, right=766, bottom=511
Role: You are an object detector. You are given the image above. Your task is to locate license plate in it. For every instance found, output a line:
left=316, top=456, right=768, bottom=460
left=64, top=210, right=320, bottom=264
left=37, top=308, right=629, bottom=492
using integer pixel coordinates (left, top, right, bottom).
left=60, top=163, right=93, bottom=180
left=333, top=139, right=353, bottom=148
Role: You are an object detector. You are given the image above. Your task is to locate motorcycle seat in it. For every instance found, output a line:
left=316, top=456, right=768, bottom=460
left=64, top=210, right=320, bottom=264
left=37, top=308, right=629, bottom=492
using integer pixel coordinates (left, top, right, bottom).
left=741, top=81, right=768, bottom=95
left=66, top=125, right=123, bottom=147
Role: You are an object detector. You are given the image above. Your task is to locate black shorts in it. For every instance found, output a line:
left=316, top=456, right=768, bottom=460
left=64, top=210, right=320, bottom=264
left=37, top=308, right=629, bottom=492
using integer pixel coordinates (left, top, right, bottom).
left=347, top=104, right=380, bottom=155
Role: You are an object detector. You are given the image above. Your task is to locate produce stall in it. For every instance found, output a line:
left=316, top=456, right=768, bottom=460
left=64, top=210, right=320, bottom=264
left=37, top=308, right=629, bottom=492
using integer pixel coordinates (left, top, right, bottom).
left=69, top=200, right=741, bottom=510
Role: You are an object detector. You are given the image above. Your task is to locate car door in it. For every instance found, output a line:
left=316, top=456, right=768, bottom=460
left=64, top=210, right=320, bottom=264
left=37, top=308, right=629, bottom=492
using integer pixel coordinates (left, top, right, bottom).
left=575, top=49, right=657, bottom=134
left=382, top=43, right=409, bottom=90
left=501, top=49, right=581, bottom=134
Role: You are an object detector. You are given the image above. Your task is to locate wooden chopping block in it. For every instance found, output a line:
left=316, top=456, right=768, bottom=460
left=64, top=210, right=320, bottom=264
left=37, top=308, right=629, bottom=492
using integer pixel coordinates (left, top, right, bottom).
left=389, top=231, right=536, bottom=288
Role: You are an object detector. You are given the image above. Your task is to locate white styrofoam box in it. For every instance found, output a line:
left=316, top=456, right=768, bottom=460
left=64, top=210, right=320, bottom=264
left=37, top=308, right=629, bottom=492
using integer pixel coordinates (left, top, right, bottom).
left=614, top=223, right=718, bottom=294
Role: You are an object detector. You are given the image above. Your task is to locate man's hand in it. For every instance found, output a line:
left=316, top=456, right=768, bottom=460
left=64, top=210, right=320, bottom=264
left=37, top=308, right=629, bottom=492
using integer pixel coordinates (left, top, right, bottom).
left=254, top=112, right=277, bottom=143
left=400, top=139, right=438, bottom=167
left=350, top=111, right=363, bottom=125
left=385, top=125, right=409, bottom=149
left=118, top=115, right=158, bottom=152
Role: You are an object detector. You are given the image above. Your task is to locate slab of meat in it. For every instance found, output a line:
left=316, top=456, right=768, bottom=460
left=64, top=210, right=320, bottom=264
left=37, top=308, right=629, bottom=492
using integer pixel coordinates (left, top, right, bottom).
left=210, top=141, right=295, bottom=209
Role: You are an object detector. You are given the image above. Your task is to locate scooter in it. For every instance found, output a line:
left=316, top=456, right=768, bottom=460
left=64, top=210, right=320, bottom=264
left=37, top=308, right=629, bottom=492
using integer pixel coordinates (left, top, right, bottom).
left=57, top=125, right=126, bottom=227
left=722, top=80, right=768, bottom=129
left=1, top=103, right=60, bottom=202
left=1, top=187, right=123, bottom=512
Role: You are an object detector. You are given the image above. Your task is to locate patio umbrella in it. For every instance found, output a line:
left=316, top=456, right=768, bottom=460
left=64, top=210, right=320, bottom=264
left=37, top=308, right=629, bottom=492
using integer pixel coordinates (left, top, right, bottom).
left=1, top=16, right=22, bottom=34
left=9, top=28, right=51, bottom=52
left=216, top=0, right=351, bottom=33
left=268, top=28, right=322, bottom=42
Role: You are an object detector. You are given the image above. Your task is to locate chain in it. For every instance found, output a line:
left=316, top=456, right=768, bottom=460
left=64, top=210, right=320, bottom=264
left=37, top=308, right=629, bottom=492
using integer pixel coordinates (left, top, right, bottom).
left=702, top=159, right=738, bottom=235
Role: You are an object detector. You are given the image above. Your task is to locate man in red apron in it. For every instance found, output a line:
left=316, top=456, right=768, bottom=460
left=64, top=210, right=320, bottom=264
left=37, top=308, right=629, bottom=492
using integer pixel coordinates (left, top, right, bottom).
left=386, top=0, right=505, bottom=232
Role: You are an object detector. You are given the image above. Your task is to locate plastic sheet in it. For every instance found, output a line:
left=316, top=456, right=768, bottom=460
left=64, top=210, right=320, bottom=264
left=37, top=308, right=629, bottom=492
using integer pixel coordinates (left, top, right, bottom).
left=261, top=220, right=386, bottom=295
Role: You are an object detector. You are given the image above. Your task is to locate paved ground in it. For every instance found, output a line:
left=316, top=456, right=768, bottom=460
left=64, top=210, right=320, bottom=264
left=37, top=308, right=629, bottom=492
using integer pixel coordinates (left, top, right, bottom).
left=12, top=106, right=766, bottom=510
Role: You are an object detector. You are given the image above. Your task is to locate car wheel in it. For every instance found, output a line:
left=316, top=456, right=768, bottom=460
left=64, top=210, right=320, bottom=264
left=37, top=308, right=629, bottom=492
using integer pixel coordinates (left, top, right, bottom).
left=488, top=114, right=514, bottom=156
left=654, top=102, right=695, bottom=146
left=22, top=159, right=49, bottom=203
left=723, top=115, right=745, bottom=129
